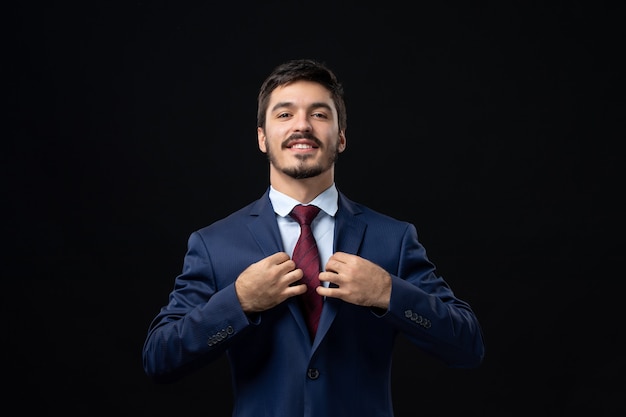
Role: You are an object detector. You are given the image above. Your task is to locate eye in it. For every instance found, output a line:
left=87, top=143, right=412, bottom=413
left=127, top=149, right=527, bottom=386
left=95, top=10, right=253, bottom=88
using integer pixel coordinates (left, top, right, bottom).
left=277, top=112, right=291, bottom=119
left=311, top=112, right=328, bottom=119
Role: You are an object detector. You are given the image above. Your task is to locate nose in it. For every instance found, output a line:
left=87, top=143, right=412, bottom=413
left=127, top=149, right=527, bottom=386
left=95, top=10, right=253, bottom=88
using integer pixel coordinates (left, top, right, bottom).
left=292, top=111, right=312, bottom=132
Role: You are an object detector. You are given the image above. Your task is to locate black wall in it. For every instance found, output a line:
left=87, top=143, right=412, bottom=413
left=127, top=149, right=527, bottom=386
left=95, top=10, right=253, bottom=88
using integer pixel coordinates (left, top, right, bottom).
left=6, top=2, right=624, bottom=415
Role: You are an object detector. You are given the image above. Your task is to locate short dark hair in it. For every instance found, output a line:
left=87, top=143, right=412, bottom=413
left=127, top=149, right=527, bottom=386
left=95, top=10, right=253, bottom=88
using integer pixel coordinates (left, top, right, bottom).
left=257, top=59, right=347, bottom=133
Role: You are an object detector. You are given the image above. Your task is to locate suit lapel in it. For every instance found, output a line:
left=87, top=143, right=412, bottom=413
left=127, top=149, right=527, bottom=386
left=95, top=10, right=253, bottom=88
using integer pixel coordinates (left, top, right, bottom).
left=246, top=194, right=284, bottom=257
left=246, top=191, right=311, bottom=338
left=332, top=192, right=366, bottom=255
left=313, top=192, right=367, bottom=349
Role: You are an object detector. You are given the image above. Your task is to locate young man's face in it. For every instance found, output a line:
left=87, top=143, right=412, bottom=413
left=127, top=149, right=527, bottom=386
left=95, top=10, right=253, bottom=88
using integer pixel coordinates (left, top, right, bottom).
left=257, top=80, right=346, bottom=180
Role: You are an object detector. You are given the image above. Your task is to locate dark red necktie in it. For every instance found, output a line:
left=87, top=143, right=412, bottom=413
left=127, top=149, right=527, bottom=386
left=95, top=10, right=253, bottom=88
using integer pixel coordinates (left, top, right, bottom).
left=290, top=204, right=323, bottom=339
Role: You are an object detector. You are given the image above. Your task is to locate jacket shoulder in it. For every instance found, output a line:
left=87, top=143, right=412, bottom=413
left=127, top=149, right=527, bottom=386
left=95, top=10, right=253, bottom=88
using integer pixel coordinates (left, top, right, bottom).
left=196, top=190, right=271, bottom=235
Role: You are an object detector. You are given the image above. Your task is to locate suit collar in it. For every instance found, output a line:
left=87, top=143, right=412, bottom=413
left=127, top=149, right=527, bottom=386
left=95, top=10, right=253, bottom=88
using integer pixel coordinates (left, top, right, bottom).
left=268, top=184, right=339, bottom=217
left=246, top=187, right=367, bottom=252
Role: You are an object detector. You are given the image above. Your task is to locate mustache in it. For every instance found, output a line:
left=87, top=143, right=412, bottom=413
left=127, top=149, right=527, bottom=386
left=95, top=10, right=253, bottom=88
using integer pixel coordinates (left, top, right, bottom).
left=282, top=133, right=322, bottom=148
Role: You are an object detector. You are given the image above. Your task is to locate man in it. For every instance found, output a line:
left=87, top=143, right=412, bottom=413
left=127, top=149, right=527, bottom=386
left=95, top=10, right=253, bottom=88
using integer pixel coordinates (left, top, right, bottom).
left=142, top=58, right=485, bottom=416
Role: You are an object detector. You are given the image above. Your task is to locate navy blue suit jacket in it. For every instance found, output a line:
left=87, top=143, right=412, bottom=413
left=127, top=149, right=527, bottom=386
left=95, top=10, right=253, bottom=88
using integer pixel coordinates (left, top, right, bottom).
left=143, top=189, right=485, bottom=417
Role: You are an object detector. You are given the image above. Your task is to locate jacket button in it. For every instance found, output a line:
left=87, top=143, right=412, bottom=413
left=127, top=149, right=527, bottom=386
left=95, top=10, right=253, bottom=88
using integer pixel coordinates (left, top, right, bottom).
left=307, top=368, right=320, bottom=380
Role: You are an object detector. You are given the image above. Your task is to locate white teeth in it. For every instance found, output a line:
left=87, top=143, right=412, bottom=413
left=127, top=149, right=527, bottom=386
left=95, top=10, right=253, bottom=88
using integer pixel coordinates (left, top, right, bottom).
left=292, top=144, right=312, bottom=149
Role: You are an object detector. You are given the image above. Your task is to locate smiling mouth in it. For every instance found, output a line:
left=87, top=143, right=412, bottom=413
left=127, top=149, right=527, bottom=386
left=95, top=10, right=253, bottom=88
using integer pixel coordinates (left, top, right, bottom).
left=290, top=143, right=316, bottom=149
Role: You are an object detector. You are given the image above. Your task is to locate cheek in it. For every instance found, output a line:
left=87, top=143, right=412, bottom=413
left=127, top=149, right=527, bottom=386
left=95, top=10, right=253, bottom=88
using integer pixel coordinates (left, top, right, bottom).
left=263, top=126, right=289, bottom=149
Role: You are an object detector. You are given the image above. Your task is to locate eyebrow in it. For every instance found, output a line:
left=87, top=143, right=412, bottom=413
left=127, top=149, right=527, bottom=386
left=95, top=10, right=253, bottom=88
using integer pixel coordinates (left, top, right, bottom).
left=270, top=101, right=333, bottom=113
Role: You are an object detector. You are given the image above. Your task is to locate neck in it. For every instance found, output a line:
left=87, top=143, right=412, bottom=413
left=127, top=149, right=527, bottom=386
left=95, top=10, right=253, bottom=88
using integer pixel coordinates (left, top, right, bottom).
left=269, top=169, right=334, bottom=204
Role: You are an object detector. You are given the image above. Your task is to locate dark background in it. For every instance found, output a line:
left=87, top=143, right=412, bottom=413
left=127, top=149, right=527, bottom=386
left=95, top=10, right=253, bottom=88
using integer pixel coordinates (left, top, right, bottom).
left=6, top=1, right=624, bottom=415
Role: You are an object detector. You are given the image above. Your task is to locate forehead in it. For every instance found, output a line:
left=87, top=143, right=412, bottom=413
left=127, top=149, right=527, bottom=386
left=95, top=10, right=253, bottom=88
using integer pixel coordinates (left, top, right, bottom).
left=269, top=80, right=334, bottom=109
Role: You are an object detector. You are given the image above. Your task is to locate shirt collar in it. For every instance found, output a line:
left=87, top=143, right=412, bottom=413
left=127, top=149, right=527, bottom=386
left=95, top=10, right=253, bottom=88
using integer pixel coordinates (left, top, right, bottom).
left=269, top=184, right=339, bottom=218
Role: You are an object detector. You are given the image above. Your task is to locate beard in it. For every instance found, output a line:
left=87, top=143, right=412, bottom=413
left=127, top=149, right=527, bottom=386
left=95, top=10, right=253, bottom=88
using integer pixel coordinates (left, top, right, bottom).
left=266, top=134, right=340, bottom=179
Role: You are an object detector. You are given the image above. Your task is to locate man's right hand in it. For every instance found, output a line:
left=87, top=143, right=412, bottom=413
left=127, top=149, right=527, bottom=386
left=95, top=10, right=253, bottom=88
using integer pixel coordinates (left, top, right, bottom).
left=234, top=252, right=307, bottom=313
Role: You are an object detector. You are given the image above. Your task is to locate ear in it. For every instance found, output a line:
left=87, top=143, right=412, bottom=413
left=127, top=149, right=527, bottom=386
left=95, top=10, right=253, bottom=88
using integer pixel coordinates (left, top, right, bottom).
left=337, top=130, right=347, bottom=153
left=257, top=127, right=267, bottom=153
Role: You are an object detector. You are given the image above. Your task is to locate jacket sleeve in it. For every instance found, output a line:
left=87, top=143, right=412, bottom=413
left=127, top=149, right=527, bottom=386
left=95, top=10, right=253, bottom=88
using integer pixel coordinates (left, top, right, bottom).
left=141, top=231, right=252, bottom=383
left=383, top=223, right=486, bottom=368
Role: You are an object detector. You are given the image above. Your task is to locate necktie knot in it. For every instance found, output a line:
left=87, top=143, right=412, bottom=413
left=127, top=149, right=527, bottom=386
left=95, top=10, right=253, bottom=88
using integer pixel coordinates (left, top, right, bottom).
left=290, top=204, right=321, bottom=226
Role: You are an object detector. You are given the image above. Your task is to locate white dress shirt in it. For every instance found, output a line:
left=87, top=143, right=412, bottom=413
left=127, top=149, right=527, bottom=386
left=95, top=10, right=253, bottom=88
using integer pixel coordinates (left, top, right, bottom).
left=269, top=184, right=338, bottom=287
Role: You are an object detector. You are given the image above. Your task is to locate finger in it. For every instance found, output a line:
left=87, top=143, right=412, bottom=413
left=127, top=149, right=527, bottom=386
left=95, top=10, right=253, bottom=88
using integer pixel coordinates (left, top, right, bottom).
left=327, top=252, right=356, bottom=272
left=316, top=285, right=340, bottom=299
left=277, top=258, right=297, bottom=275
left=286, top=268, right=304, bottom=286
left=284, top=282, right=307, bottom=300
left=329, top=251, right=352, bottom=263
left=324, top=256, right=345, bottom=274
left=318, top=271, right=338, bottom=284
left=267, top=251, right=291, bottom=265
